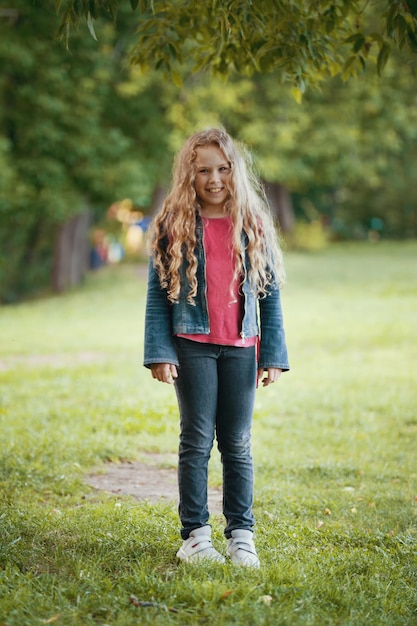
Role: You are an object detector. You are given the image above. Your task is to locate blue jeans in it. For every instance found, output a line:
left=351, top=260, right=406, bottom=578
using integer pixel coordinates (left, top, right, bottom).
left=174, top=337, right=257, bottom=540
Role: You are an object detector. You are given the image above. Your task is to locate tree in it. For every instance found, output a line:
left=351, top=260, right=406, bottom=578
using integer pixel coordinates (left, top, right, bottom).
left=0, top=1, right=173, bottom=301
left=54, top=0, right=417, bottom=92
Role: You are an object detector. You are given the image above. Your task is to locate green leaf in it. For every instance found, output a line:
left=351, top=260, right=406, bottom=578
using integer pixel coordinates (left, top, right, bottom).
left=386, top=4, right=398, bottom=33
left=107, top=0, right=119, bottom=21
left=130, top=0, right=139, bottom=10
left=343, top=55, right=357, bottom=71
left=87, top=11, right=98, bottom=41
left=393, top=14, right=407, bottom=46
left=377, top=42, right=390, bottom=75
left=353, top=35, right=366, bottom=53
left=342, top=55, right=358, bottom=80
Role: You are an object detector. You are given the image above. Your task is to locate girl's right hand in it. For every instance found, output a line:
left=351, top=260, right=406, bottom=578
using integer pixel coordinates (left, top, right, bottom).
left=150, top=363, right=178, bottom=384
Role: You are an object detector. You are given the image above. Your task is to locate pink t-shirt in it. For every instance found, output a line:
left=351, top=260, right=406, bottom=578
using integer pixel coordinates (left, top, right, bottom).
left=178, top=216, right=257, bottom=347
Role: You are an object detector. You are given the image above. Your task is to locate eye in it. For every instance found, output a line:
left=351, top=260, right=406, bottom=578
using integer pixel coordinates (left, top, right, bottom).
left=198, top=168, right=208, bottom=174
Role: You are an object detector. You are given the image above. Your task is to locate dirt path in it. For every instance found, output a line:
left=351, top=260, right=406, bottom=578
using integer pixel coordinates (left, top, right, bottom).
left=86, top=454, right=223, bottom=514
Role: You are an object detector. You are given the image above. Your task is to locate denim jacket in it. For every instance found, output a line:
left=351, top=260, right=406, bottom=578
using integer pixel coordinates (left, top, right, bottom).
left=143, top=215, right=290, bottom=371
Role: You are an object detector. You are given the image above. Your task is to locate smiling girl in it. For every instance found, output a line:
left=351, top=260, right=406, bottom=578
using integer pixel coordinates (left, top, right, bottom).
left=144, top=128, right=289, bottom=567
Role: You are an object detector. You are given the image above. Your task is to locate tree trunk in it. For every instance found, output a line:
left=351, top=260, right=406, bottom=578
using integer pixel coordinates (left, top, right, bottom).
left=150, top=184, right=167, bottom=215
left=264, top=182, right=295, bottom=234
left=52, top=211, right=91, bottom=293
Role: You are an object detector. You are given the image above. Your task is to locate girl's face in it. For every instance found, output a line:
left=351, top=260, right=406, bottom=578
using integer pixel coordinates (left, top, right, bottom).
left=194, top=145, right=231, bottom=215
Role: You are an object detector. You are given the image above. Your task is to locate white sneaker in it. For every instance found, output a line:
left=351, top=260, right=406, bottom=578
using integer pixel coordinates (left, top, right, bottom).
left=176, top=525, right=225, bottom=563
left=226, top=529, right=260, bottom=568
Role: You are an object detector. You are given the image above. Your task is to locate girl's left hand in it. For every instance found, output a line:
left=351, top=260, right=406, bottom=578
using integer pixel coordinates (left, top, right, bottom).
left=257, top=367, right=283, bottom=387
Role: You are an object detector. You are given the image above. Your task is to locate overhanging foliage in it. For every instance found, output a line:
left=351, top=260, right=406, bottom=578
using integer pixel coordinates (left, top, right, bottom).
left=53, top=0, right=417, bottom=90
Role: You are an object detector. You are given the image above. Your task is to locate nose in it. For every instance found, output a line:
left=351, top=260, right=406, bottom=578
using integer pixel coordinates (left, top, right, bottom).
left=209, top=170, right=221, bottom=183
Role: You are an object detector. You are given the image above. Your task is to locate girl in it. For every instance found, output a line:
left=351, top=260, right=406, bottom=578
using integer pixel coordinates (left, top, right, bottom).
left=144, top=128, right=289, bottom=567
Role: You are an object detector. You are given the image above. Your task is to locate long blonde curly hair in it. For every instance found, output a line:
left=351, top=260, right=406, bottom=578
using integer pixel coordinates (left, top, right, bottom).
left=148, top=128, right=285, bottom=304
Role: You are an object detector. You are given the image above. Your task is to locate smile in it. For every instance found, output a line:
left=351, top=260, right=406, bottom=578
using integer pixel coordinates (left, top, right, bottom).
left=207, top=188, right=223, bottom=193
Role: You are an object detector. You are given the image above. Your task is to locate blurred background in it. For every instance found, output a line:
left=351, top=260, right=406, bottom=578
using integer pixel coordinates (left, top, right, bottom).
left=1, top=1, right=416, bottom=303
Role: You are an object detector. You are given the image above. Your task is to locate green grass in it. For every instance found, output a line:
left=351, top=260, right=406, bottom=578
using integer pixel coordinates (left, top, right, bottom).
left=1, top=242, right=416, bottom=625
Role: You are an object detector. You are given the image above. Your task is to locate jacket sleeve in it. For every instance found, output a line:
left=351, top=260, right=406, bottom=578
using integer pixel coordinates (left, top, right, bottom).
left=143, top=258, right=179, bottom=368
left=257, top=283, right=290, bottom=372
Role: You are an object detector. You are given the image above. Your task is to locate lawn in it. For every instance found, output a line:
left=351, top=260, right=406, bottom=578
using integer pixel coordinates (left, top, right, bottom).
left=0, top=241, right=416, bottom=625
